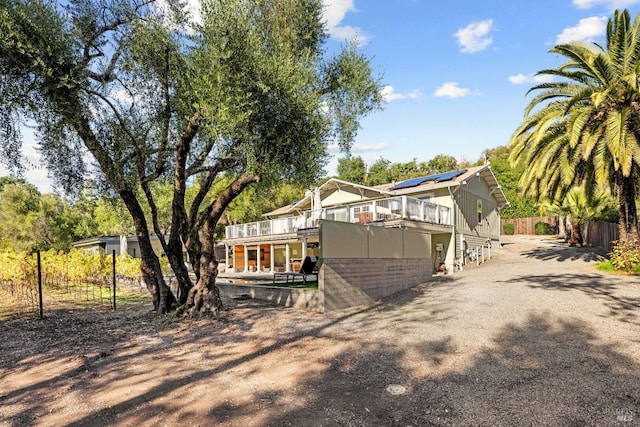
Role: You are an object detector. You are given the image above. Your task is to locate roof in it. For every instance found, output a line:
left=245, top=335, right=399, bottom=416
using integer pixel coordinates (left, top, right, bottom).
left=264, top=164, right=509, bottom=217
left=264, top=178, right=395, bottom=217
left=376, top=165, right=508, bottom=207
left=71, top=235, right=162, bottom=248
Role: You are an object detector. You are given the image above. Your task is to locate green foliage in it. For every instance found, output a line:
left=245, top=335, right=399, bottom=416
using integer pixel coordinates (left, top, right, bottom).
left=224, top=181, right=305, bottom=224
left=0, top=0, right=384, bottom=314
left=0, top=178, right=112, bottom=252
left=0, top=249, right=145, bottom=282
left=479, top=145, right=537, bottom=219
left=503, top=222, right=515, bottom=235
left=337, top=156, right=366, bottom=184
left=609, top=238, right=640, bottom=273
left=427, top=154, right=458, bottom=174
left=366, top=157, right=392, bottom=186
left=538, top=187, right=616, bottom=225
left=534, top=221, right=552, bottom=235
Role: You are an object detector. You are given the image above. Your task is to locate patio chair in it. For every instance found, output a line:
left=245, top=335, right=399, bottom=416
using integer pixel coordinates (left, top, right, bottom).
left=274, top=256, right=318, bottom=284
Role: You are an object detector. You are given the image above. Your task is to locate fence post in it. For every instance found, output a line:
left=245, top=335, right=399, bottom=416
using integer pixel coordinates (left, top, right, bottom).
left=37, top=251, right=43, bottom=319
left=112, top=250, right=116, bottom=311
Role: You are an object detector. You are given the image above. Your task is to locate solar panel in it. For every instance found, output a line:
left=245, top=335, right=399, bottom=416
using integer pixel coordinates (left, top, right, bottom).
left=390, top=169, right=467, bottom=190
left=390, top=175, right=434, bottom=190
left=433, top=169, right=467, bottom=182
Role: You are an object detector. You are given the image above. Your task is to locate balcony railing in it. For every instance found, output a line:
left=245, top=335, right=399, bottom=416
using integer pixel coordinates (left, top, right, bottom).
left=225, top=196, right=451, bottom=239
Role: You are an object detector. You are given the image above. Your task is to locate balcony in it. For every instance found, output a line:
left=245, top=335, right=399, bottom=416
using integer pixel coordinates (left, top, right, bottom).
left=224, top=196, right=451, bottom=240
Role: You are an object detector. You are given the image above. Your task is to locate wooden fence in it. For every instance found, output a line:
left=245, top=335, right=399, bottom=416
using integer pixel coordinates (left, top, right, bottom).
left=500, top=216, right=558, bottom=235
left=502, top=217, right=619, bottom=254
left=585, top=221, right=619, bottom=254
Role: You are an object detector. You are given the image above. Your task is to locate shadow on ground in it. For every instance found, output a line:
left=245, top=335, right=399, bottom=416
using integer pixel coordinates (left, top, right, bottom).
left=259, top=314, right=639, bottom=426
left=511, top=273, right=640, bottom=327
left=0, top=276, right=461, bottom=426
left=520, top=242, right=607, bottom=263
left=2, top=259, right=638, bottom=426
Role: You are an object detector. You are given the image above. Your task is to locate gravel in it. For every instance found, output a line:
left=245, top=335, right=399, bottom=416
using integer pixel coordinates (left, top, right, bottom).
left=1, top=235, right=639, bottom=426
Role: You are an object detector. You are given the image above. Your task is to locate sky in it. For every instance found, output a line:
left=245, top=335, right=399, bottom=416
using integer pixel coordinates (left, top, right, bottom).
left=4, top=0, right=640, bottom=193
left=322, top=0, right=640, bottom=172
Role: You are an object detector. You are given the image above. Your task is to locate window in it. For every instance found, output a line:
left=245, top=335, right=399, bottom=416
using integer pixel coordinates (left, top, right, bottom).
left=477, top=200, right=483, bottom=222
left=248, top=249, right=265, bottom=261
left=418, top=193, right=435, bottom=203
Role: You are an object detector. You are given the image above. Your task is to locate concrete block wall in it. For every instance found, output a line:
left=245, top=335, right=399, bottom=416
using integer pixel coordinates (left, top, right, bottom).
left=321, top=257, right=432, bottom=311
left=217, top=283, right=324, bottom=312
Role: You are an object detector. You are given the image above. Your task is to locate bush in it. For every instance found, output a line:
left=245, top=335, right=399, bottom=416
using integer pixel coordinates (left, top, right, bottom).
left=503, top=223, right=515, bottom=235
left=609, top=238, right=640, bottom=273
left=534, top=221, right=552, bottom=235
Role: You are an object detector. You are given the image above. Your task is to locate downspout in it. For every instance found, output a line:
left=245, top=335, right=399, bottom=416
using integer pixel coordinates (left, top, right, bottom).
left=448, top=186, right=457, bottom=272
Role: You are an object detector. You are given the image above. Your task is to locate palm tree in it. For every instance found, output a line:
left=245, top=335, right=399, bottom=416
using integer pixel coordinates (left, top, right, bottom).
left=539, top=187, right=613, bottom=246
left=510, top=9, right=640, bottom=244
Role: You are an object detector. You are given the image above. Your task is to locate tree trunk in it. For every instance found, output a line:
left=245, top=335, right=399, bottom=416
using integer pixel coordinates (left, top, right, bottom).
left=120, top=189, right=176, bottom=313
left=616, top=172, right=639, bottom=243
left=166, top=236, right=193, bottom=305
left=186, top=174, right=260, bottom=317
left=187, top=219, right=222, bottom=317
left=568, top=220, right=583, bottom=246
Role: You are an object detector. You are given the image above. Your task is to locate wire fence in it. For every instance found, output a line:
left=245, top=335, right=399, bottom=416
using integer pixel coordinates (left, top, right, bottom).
left=0, top=250, right=148, bottom=319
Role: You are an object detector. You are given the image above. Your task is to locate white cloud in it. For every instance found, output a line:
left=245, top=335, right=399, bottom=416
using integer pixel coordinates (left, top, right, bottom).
left=322, top=0, right=355, bottom=28
left=352, top=142, right=391, bottom=152
left=454, top=19, right=495, bottom=53
left=556, top=16, right=607, bottom=44
left=508, top=73, right=554, bottom=85
left=434, top=82, right=470, bottom=98
left=572, top=0, right=640, bottom=9
left=327, top=142, right=340, bottom=153
left=380, top=85, right=423, bottom=102
left=321, top=0, right=370, bottom=44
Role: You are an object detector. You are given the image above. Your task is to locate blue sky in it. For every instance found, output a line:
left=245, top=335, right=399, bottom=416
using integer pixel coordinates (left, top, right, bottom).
left=322, top=0, right=640, bottom=172
left=4, top=0, right=640, bottom=192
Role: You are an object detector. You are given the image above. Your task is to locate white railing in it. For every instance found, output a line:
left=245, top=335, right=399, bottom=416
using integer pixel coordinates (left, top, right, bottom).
left=225, top=196, right=451, bottom=239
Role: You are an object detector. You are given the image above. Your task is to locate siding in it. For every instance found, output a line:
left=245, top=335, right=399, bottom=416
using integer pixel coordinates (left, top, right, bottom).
left=455, top=188, right=500, bottom=238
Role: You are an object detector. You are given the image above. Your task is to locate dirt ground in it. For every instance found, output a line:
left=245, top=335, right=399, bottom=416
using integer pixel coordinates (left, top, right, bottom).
left=1, top=236, right=639, bottom=426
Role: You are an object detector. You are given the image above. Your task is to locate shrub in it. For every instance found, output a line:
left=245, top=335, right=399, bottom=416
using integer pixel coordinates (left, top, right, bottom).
left=503, top=223, right=515, bottom=235
left=609, top=238, right=640, bottom=273
left=534, top=221, right=552, bottom=235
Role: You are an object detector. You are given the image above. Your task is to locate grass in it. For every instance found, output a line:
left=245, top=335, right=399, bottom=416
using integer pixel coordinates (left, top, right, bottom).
left=595, top=260, right=640, bottom=275
left=269, top=281, right=318, bottom=289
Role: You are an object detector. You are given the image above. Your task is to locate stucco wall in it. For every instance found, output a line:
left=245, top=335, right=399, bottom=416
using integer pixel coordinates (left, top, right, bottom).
left=320, top=220, right=432, bottom=259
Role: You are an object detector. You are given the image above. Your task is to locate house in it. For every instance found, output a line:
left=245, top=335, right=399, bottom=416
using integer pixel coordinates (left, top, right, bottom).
left=221, top=164, right=508, bottom=311
left=71, top=235, right=165, bottom=258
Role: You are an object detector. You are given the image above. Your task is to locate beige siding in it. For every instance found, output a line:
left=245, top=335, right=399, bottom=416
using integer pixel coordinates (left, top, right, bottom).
left=320, top=220, right=431, bottom=260
left=322, top=188, right=370, bottom=206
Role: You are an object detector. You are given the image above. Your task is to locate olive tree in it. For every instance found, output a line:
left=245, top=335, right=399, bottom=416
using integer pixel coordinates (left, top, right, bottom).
left=0, top=0, right=383, bottom=314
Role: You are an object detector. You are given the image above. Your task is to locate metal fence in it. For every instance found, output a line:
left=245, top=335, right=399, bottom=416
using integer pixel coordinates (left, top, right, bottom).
left=0, top=251, right=135, bottom=319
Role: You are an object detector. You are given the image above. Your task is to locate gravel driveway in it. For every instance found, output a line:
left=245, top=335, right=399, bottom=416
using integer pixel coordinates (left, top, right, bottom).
left=2, top=235, right=639, bottom=426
